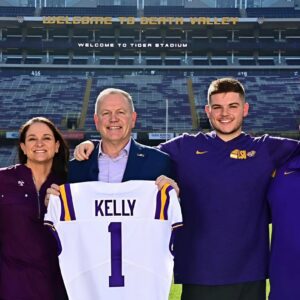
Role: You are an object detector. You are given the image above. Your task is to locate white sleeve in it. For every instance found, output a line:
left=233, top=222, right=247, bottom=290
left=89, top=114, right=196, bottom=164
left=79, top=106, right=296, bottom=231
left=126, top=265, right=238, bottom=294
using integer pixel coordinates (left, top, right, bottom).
left=44, top=193, right=62, bottom=226
left=167, top=188, right=183, bottom=228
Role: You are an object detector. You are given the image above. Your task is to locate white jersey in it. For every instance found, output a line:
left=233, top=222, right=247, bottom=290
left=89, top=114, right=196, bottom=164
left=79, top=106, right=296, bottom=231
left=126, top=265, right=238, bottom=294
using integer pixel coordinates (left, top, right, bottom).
left=45, top=180, right=182, bottom=300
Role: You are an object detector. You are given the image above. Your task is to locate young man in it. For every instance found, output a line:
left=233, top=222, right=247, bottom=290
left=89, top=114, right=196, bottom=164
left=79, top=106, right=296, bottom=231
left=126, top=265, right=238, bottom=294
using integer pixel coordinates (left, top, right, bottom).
left=74, top=78, right=299, bottom=300
left=159, top=78, right=299, bottom=300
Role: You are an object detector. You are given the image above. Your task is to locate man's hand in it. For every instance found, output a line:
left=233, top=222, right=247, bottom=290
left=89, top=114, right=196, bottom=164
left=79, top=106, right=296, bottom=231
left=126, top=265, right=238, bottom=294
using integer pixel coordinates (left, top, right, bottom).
left=74, top=140, right=95, bottom=161
left=45, top=183, right=60, bottom=207
left=155, top=175, right=180, bottom=196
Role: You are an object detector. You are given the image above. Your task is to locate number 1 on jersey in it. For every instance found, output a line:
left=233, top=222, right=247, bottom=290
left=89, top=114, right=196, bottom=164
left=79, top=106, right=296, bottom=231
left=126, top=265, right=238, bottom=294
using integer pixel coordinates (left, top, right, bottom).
left=108, top=222, right=125, bottom=287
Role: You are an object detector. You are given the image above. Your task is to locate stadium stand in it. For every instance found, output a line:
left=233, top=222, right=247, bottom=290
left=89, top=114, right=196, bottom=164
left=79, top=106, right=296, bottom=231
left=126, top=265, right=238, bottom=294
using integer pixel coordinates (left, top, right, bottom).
left=144, top=6, right=240, bottom=17
left=0, top=70, right=87, bottom=130
left=0, top=1, right=300, bottom=167
left=0, top=69, right=299, bottom=134
left=246, top=7, right=300, bottom=18
left=40, top=6, right=137, bottom=17
left=286, top=58, right=300, bottom=65
left=0, top=145, right=17, bottom=167
left=24, top=57, right=42, bottom=64
left=0, top=6, right=35, bottom=17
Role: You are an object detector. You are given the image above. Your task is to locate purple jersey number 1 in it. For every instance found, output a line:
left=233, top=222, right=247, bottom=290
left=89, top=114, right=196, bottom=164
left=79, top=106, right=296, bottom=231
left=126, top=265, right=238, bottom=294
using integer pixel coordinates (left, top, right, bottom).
left=108, top=222, right=125, bottom=287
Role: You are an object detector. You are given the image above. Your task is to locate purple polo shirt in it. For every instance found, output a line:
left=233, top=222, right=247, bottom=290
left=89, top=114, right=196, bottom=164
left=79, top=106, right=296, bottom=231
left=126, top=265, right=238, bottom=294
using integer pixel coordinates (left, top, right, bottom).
left=98, top=140, right=130, bottom=183
left=268, top=155, right=300, bottom=300
left=159, top=131, right=299, bottom=285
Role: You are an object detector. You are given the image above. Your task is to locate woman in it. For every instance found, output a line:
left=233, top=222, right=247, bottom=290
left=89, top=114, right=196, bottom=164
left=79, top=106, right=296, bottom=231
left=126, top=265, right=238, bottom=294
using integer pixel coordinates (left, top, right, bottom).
left=0, top=117, right=69, bottom=300
left=268, top=154, right=300, bottom=300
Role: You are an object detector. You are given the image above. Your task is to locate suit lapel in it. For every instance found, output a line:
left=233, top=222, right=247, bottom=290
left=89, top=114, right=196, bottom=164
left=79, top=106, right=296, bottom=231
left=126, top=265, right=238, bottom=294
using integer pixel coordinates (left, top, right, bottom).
left=89, top=142, right=101, bottom=181
left=122, top=139, right=146, bottom=182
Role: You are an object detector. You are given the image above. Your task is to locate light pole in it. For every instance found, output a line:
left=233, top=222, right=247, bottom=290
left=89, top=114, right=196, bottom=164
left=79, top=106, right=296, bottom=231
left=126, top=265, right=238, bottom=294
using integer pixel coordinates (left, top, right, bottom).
left=165, top=98, right=169, bottom=141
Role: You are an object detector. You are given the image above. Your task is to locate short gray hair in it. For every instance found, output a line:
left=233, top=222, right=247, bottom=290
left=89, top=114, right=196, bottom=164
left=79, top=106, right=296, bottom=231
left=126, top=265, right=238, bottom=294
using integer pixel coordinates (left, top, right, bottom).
left=95, top=88, right=135, bottom=114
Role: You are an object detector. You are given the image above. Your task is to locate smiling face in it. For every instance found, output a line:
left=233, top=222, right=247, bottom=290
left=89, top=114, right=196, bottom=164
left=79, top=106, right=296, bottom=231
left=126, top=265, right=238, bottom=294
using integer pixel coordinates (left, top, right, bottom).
left=20, top=122, right=60, bottom=166
left=205, top=92, right=249, bottom=141
left=94, top=92, right=137, bottom=150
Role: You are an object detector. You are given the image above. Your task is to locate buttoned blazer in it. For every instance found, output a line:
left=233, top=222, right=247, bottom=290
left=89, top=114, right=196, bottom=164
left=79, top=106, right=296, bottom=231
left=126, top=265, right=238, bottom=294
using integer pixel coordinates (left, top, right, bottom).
left=68, top=139, right=172, bottom=183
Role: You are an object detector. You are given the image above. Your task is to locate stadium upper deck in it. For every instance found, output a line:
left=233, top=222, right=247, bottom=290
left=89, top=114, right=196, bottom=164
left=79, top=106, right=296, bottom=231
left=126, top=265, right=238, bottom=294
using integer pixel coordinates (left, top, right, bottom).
left=0, top=5, right=300, bottom=68
left=0, top=3, right=299, bottom=166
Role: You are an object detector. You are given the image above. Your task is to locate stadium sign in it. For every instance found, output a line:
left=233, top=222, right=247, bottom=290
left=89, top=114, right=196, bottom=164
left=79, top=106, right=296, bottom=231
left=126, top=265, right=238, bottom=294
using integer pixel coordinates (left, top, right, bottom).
left=62, top=131, right=84, bottom=140
left=77, top=42, right=188, bottom=49
left=86, top=132, right=138, bottom=139
left=42, top=16, right=239, bottom=26
left=6, top=131, right=19, bottom=139
left=149, top=133, right=175, bottom=140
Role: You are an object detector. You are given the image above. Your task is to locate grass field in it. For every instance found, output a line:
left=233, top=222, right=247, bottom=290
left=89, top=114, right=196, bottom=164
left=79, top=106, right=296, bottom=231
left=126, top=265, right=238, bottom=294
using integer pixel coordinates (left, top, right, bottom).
left=168, top=280, right=270, bottom=300
left=169, top=283, right=181, bottom=300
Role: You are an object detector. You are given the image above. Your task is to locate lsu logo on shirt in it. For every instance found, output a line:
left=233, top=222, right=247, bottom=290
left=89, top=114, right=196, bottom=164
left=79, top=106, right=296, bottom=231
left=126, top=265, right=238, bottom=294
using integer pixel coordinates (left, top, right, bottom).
left=230, top=149, right=256, bottom=160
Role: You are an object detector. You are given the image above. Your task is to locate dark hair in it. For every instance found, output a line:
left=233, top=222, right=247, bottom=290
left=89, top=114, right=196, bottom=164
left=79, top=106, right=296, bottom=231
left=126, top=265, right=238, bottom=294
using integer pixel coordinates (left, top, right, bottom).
left=207, top=78, right=245, bottom=104
left=18, top=117, right=69, bottom=181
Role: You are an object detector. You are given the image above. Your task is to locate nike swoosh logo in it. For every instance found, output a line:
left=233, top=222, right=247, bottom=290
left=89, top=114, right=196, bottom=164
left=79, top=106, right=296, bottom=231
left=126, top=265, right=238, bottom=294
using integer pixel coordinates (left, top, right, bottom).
left=284, top=171, right=295, bottom=175
left=196, top=151, right=208, bottom=155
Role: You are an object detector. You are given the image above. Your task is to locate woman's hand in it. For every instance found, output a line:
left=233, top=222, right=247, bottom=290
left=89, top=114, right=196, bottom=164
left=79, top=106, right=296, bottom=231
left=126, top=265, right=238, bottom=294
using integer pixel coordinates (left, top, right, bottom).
left=45, top=183, right=60, bottom=207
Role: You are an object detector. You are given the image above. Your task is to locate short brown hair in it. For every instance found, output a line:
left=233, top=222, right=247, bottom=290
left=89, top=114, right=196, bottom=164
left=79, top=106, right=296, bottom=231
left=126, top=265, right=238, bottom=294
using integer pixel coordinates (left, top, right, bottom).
left=207, top=78, right=245, bottom=104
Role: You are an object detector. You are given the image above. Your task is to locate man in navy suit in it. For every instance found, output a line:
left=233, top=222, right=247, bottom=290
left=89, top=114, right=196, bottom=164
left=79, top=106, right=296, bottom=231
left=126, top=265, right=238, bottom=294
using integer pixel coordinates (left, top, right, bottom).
left=67, top=87, right=172, bottom=183
left=45, top=87, right=174, bottom=205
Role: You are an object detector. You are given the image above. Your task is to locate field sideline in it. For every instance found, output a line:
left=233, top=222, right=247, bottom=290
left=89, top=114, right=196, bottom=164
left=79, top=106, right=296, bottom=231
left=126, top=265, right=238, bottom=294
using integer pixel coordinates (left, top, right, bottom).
left=169, top=281, right=270, bottom=300
left=169, top=283, right=181, bottom=300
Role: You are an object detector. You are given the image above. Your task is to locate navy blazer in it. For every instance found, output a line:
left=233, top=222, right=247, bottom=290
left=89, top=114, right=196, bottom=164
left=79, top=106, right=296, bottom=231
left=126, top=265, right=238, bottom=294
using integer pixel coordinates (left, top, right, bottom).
left=68, top=139, right=172, bottom=183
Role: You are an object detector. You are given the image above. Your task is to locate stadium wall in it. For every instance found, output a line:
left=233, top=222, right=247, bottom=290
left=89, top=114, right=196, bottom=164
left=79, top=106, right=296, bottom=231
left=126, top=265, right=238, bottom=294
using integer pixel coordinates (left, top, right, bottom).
left=0, top=5, right=299, bottom=167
